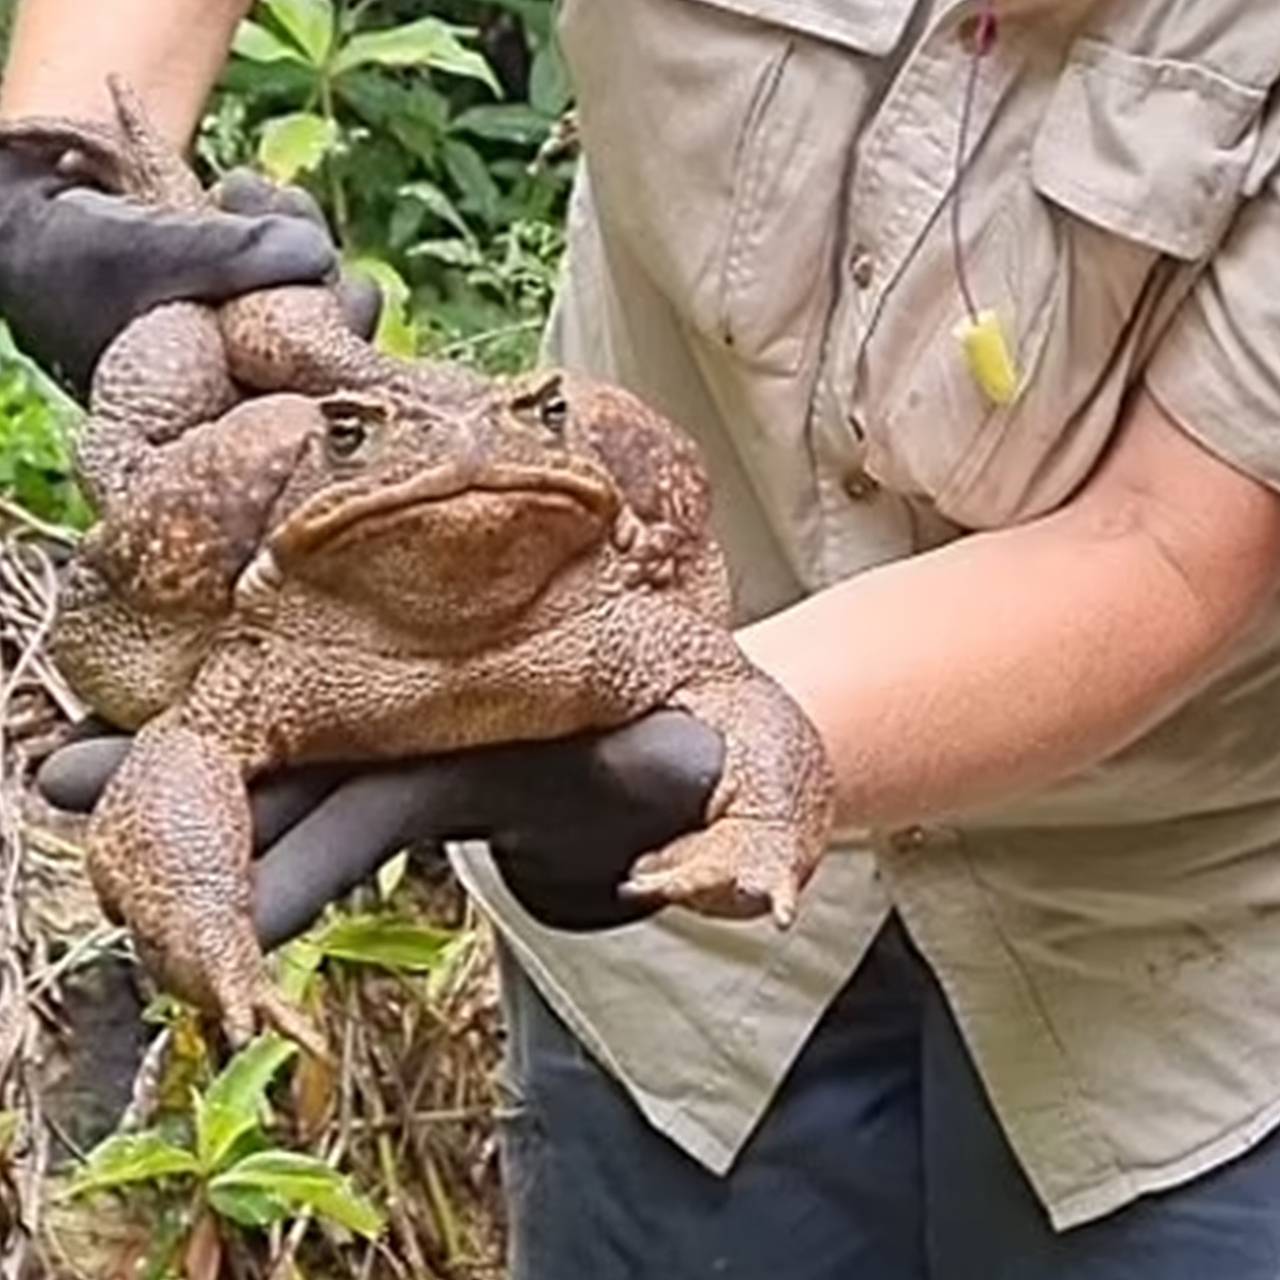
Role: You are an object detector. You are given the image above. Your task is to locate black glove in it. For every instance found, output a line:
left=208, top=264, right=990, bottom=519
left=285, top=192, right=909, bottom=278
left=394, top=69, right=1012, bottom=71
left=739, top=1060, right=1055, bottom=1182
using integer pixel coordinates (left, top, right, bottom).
left=214, top=169, right=382, bottom=341
left=36, top=712, right=724, bottom=941
left=0, top=150, right=340, bottom=393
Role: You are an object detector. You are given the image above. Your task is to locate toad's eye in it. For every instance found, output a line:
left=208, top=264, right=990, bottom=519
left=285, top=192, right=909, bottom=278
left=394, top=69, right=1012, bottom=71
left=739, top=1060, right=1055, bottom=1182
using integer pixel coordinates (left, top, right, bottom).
left=326, top=416, right=367, bottom=458
left=539, top=390, right=569, bottom=435
left=319, top=394, right=385, bottom=461
left=512, top=374, right=570, bottom=437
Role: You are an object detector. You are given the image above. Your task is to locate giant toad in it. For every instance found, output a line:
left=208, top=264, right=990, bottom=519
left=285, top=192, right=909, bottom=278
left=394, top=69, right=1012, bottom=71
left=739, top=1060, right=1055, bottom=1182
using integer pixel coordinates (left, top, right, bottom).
left=3, top=82, right=834, bottom=1052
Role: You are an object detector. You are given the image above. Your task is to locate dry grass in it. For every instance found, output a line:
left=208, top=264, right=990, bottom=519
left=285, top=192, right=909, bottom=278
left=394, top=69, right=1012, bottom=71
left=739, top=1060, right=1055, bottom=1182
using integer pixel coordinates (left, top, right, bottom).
left=0, top=503, right=507, bottom=1279
left=0, top=502, right=80, bottom=1280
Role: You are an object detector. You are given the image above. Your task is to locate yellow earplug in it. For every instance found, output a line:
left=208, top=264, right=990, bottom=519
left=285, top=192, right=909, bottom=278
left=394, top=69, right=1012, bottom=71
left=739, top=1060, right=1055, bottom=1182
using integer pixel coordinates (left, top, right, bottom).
left=955, top=309, right=1019, bottom=406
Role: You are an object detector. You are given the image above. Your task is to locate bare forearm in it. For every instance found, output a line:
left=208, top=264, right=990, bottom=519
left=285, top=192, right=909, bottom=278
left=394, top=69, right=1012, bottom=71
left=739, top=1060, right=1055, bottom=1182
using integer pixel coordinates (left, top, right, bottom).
left=739, top=396, right=1280, bottom=831
left=0, top=0, right=250, bottom=142
left=742, top=515, right=1227, bottom=829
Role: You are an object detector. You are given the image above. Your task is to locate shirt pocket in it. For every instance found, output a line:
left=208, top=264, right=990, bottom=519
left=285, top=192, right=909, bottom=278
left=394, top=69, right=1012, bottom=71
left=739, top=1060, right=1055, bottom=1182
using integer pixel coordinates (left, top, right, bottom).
left=1031, top=38, right=1265, bottom=261
left=936, top=37, right=1267, bottom=527
left=558, top=0, right=915, bottom=377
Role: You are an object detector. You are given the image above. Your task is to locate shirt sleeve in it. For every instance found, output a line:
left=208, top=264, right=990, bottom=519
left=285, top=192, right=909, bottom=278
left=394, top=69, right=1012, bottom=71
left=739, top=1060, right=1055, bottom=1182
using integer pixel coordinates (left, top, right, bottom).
left=1145, top=148, right=1280, bottom=490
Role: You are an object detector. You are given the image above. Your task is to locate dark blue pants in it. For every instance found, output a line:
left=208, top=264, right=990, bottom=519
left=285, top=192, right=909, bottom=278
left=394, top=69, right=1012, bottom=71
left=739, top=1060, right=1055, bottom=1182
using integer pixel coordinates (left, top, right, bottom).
left=498, top=919, right=1280, bottom=1278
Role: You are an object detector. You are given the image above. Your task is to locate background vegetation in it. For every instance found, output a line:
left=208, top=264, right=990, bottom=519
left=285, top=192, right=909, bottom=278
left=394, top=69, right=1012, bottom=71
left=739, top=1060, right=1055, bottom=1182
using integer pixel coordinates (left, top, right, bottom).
left=0, top=2, right=572, bottom=1275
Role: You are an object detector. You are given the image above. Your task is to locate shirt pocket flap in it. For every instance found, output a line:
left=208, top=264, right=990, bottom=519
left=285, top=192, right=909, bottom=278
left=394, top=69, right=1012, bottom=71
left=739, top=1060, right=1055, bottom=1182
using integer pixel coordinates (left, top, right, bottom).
left=1032, top=39, right=1266, bottom=262
left=682, top=0, right=916, bottom=57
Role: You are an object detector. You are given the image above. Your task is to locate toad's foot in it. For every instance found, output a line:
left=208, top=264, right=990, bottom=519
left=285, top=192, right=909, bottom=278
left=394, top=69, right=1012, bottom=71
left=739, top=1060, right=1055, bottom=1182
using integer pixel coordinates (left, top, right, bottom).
left=619, top=667, right=833, bottom=927
left=620, top=816, right=813, bottom=925
left=88, top=716, right=327, bottom=1059
left=129, top=907, right=327, bottom=1060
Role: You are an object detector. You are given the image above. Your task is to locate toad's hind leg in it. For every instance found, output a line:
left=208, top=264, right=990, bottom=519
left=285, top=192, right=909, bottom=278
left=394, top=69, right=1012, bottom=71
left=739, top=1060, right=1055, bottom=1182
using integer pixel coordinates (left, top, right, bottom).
left=620, top=667, right=834, bottom=926
left=88, top=715, right=325, bottom=1057
left=82, top=302, right=238, bottom=513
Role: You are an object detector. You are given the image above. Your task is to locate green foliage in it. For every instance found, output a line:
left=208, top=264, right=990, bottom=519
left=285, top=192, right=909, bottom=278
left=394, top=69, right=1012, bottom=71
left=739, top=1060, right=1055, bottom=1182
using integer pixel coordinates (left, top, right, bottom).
left=210, top=1151, right=383, bottom=1235
left=195, top=1035, right=299, bottom=1171
left=258, top=110, right=338, bottom=183
left=0, top=326, right=90, bottom=529
left=309, top=912, right=455, bottom=971
left=413, top=213, right=565, bottom=372
left=67, top=906, right=467, bottom=1268
left=69, top=1132, right=200, bottom=1197
left=69, top=1033, right=382, bottom=1265
left=202, top=0, right=572, bottom=374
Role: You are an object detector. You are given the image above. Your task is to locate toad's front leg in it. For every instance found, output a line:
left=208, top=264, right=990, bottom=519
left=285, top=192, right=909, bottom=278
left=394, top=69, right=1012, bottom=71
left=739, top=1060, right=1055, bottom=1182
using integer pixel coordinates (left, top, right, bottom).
left=620, top=658, right=835, bottom=926
left=87, top=713, right=325, bottom=1056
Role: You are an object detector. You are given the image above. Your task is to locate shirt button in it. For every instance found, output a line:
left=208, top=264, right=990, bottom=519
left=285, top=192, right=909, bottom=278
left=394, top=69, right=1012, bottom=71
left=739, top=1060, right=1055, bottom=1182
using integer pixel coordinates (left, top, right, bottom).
left=843, top=468, right=879, bottom=501
left=849, top=244, right=875, bottom=288
left=889, top=826, right=928, bottom=852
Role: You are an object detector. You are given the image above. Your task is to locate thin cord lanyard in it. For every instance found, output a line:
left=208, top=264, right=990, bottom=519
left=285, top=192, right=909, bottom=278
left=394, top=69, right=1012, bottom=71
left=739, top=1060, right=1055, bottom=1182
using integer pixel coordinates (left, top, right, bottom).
left=949, top=0, right=1020, bottom=405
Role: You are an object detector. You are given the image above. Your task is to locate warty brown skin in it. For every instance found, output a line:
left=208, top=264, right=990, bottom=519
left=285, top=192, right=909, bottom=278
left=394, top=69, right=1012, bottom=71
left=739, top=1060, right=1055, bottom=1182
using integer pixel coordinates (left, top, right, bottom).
left=0, top=86, right=835, bottom=1055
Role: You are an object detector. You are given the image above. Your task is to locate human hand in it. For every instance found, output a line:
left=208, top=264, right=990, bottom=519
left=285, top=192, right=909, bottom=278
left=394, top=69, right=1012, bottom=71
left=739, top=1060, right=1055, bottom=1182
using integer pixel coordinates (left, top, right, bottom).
left=37, top=712, right=724, bottom=942
left=0, top=148, right=368, bottom=392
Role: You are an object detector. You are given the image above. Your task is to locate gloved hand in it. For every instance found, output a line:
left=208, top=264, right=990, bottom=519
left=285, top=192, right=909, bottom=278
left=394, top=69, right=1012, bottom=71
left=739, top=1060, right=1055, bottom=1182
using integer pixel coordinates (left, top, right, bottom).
left=36, top=712, right=724, bottom=941
left=0, top=147, right=357, bottom=393
left=214, top=169, right=382, bottom=340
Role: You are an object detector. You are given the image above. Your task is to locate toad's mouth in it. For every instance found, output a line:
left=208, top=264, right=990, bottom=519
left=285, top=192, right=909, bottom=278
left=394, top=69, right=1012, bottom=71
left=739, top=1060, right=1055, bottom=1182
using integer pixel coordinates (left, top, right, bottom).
left=271, top=462, right=617, bottom=559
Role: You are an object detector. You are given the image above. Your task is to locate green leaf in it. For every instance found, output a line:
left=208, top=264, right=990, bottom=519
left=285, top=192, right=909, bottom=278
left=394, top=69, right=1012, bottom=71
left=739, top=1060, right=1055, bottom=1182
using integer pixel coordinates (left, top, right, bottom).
left=388, top=199, right=428, bottom=252
left=311, top=914, right=454, bottom=972
left=529, top=42, right=572, bottom=118
left=69, top=1132, right=198, bottom=1197
left=216, top=55, right=318, bottom=106
left=425, top=931, right=479, bottom=1003
left=345, top=257, right=416, bottom=357
left=263, top=0, right=333, bottom=66
left=0, top=322, right=81, bottom=416
left=377, top=850, right=410, bottom=901
left=231, top=20, right=310, bottom=67
left=399, top=180, right=473, bottom=240
left=196, top=1035, right=298, bottom=1174
left=407, top=237, right=484, bottom=269
left=208, top=1181, right=290, bottom=1229
left=275, top=937, right=324, bottom=1004
left=442, top=139, right=502, bottom=227
left=210, top=1152, right=382, bottom=1238
left=0, top=324, right=92, bottom=528
left=258, top=112, right=338, bottom=183
left=332, top=18, right=499, bottom=93
left=452, top=104, right=550, bottom=147
left=335, top=70, right=447, bottom=138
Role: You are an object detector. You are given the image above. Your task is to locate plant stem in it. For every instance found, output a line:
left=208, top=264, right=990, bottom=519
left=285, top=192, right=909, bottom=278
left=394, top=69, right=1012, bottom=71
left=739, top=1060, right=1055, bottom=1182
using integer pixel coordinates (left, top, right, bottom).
left=316, top=0, right=352, bottom=246
left=318, top=73, right=350, bottom=246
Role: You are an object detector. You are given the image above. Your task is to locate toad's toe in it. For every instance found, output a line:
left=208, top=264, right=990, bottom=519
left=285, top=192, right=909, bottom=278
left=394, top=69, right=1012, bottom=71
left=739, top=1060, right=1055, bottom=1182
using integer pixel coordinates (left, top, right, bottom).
left=621, top=817, right=805, bottom=924
left=258, top=987, right=328, bottom=1063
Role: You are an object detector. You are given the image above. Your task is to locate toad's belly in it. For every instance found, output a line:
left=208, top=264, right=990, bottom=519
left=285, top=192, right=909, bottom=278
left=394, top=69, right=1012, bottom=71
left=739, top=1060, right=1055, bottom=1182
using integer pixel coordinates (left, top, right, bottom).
left=232, top=625, right=671, bottom=767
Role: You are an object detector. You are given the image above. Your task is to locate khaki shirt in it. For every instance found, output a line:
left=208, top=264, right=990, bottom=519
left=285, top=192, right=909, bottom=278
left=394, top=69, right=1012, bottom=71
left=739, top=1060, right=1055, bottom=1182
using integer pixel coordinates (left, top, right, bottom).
left=451, top=0, right=1280, bottom=1231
